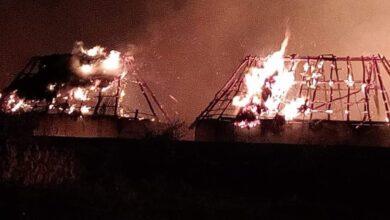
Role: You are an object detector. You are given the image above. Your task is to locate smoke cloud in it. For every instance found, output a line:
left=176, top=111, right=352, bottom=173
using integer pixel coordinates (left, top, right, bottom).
left=1, top=0, right=390, bottom=122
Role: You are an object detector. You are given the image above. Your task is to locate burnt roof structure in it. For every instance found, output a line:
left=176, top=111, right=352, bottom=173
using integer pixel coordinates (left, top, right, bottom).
left=192, top=54, right=390, bottom=146
left=1, top=53, right=170, bottom=122
left=192, top=54, right=390, bottom=128
left=4, top=54, right=73, bottom=100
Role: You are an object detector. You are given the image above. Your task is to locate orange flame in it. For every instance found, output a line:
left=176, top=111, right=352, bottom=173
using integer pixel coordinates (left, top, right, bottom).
left=233, top=33, right=304, bottom=128
left=72, top=42, right=124, bottom=79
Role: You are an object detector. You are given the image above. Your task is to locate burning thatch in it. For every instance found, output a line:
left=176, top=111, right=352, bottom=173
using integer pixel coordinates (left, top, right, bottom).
left=192, top=35, right=390, bottom=145
left=0, top=42, right=170, bottom=122
left=193, top=36, right=390, bottom=129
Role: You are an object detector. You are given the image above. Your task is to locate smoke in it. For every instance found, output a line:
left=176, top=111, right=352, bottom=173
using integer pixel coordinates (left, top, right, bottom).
left=2, top=0, right=390, bottom=122
left=135, top=0, right=390, bottom=122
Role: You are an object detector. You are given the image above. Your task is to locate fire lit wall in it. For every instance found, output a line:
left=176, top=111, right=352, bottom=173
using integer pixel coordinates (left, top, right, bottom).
left=195, top=119, right=390, bottom=147
left=1, top=114, right=168, bottom=139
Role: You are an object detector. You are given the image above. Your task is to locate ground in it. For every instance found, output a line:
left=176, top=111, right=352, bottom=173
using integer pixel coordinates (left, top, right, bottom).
left=1, top=136, right=390, bottom=219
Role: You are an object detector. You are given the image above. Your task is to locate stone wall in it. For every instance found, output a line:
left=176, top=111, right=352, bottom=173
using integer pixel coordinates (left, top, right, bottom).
left=1, top=114, right=168, bottom=139
left=195, top=119, right=390, bottom=147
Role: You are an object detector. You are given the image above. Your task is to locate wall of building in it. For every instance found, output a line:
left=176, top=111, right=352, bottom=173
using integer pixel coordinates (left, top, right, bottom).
left=1, top=114, right=168, bottom=139
left=195, top=119, right=390, bottom=147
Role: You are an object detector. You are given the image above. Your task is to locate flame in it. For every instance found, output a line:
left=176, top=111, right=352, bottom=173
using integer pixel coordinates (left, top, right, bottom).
left=80, top=64, right=94, bottom=75
left=233, top=34, right=301, bottom=128
left=361, top=83, right=367, bottom=94
left=47, top=84, right=56, bottom=91
left=1, top=42, right=135, bottom=118
left=71, top=42, right=124, bottom=79
left=84, top=46, right=105, bottom=57
left=328, top=80, right=334, bottom=88
left=80, top=106, right=91, bottom=115
left=102, top=51, right=121, bottom=71
left=283, top=98, right=305, bottom=121
left=71, top=88, right=88, bottom=101
left=68, top=104, right=76, bottom=114
left=120, top=90, right=126, bottom=98
left=3, top=91, right=33, bottom=113
left=345, top=74, right=355, bottom=87
left=235, top=120, right=260, bottom=129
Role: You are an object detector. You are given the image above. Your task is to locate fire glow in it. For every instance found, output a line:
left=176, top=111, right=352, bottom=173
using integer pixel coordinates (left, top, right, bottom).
left=72, top=42, right=123, bottom=79
left=232, top=34, right=305, bottom=128
left=192, top=35, right=390, bottom=129
left=1, top=42, right=132, bottom=118
left=4, top=91, right=33, bottom=113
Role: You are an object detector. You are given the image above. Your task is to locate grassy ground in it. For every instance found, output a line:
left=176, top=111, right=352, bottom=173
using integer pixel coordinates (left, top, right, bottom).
left=1, top=136, right=390, bottom=219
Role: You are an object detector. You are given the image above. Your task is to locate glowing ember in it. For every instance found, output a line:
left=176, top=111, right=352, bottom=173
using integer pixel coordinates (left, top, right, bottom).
left=47, top=84, right=56, bottom=91
left=120, top=90, right=126, bottom=98
left=325, top=110, right=334, bottom=114
left=101, top=84, right=113, bottom=93
left=169, top=95, right=179, bottom=103
left=68, top=105, right=76, bottom=114
left=4, top=91, right=33, bottom=113
left=119, top=108, right=125, bottom=117
left=80, top=106, right=91, bottom=115
left=235, top=120, right=260, bottom=129
left=71, top=88, right=88, bottom=101
left=345, top=74, right=355, bottom=87
left=361, top=83, right=367, bottom=94
left=11, top=100, right=26, bottom=112
left=328, top=80, right=334, bottom=88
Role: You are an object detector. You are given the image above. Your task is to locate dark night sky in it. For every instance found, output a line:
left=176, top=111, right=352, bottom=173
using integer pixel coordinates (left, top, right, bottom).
left=2, top=0, right=390, bottom=122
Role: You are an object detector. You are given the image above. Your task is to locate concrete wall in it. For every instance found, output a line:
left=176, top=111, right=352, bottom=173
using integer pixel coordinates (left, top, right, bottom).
left=195, top=119, right=390, bottom=147
left=1, top=114, right=168, bottom=139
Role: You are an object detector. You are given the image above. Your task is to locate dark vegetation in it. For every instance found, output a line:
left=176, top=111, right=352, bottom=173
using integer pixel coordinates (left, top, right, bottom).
left=1, top=136, right=390, bottom=219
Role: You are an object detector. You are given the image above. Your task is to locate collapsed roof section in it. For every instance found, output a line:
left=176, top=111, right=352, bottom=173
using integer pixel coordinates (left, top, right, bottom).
left=1, top=43, right=170, bottom=122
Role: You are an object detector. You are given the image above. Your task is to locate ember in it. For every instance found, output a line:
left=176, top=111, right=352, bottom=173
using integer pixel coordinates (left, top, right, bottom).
left=4, top=90, right=33, bottom=113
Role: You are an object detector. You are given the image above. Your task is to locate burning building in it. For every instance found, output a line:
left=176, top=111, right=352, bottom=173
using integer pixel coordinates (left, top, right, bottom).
left=192, top=36, right=390, bottom=147
left=0, top=43, right=171, bottom=139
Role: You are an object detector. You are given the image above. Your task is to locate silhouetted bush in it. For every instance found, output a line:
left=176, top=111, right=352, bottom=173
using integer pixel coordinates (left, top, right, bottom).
left=153, top=119, right=188, bottom=141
